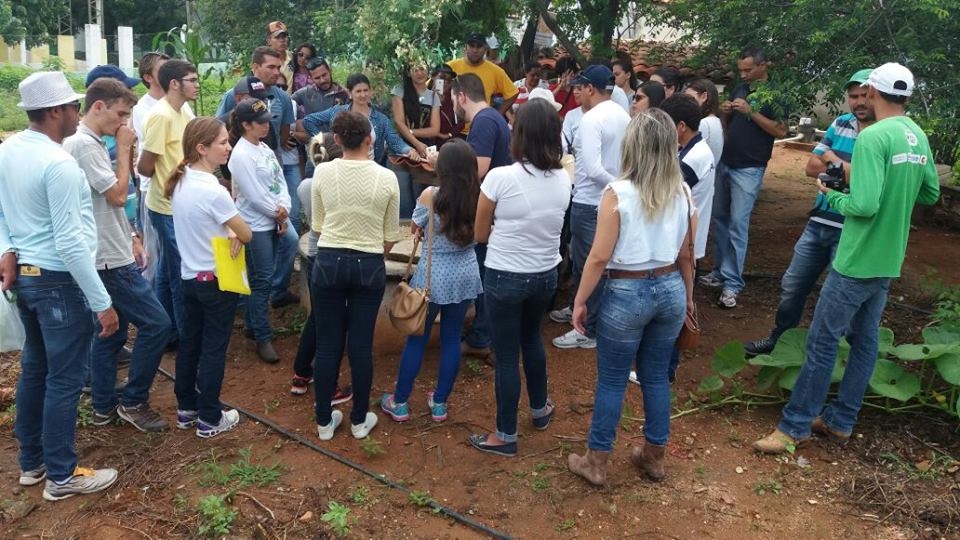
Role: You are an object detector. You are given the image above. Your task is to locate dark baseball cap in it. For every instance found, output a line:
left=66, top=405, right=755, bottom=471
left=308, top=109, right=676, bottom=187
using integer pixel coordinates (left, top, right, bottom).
left=571, top=64, right=614, bottom=91
left=233, top=76, right=269, bottom=100
left=235, top=98, right=271, bottom=124
left=85, top=64, right=141, bottom=89
left=465, top=32, right=486, bottom=46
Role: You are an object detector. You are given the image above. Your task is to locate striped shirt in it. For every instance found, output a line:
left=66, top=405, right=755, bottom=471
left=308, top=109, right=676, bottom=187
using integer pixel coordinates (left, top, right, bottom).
left=810, top=113, right=859, bottom=227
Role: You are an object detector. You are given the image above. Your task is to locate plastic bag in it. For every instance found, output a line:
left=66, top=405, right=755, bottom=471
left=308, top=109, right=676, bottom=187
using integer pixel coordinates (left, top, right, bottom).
left=0, top=292, right=25, bottom=352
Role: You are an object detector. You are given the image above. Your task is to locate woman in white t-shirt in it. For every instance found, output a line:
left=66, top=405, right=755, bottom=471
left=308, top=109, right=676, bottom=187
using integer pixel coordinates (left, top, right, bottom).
left=167, top=117, right=252, bottom=439
left=467, top=100, right=571, bottom=458
left=227, top=98, right=297, bottom=365
left=685, top=79, right=724, bottom=166
left=567, top=109, right=695, bottom=486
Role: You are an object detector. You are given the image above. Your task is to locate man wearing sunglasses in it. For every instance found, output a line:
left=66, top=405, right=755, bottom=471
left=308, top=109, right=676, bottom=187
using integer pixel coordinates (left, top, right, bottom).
left=292, top=57, right=348, bottom=117
left=0, top=71, right=120, bottom=500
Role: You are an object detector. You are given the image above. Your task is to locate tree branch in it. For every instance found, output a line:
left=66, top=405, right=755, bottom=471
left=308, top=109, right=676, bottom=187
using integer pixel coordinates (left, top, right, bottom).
left=534, top=0, right=587, bottom=66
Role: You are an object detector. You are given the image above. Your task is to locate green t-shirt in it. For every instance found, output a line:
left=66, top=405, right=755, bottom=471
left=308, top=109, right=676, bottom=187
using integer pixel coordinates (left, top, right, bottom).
left=827, top=115, right=940, bottom=278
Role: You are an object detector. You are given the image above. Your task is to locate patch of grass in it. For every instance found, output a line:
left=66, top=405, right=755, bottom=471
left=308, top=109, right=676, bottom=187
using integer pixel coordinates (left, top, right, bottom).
left=263, top=397, right=281, bottom=415
left=198, top=447, right=283, bottom=488
left=360, top=437, right=385, bottom=458
left=76, top=396, right=94, bottom=428
left=558, top=441, right=572, bottom=456
left=694, top=463, right=706, bottom=481
left=465, top=359, right=483, bottom=374
left=534, top=462, right=548, bottom=472
left=173, top=493, right=188, bottom=514
left=555, top=518, right=576, bottom=532
left=880, top=451, right=956, bottom=480
left=531, top=476, right=550, bottom=491
left=408, top=490, right=433, bottom=507
left=347, top=484, right=370, bottom=504
left=321, top=501, right=351, bottom=536
left=752, top=479, right=783, bottom=496
left=197, top=495, right=236, bottom=537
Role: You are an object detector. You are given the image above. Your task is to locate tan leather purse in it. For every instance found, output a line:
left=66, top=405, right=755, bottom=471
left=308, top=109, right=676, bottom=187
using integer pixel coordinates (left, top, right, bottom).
left=388, top=203, right=434, bottom=336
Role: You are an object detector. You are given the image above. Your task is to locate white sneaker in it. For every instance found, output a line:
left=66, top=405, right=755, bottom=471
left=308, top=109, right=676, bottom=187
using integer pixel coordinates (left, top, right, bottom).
left=698, top=273, right=724, bottom=288
left=552, top=329, right=597, bottom=349
left=718, top=290, right=738, bottom=309
left=196, top=409, right=240, bottom=438
left=317, top=410, right=343, bottom=441
left=19, top=464, right=46, bottom=486
left=549, top=306, right=573, bottom=323
left=351, top=412, right=378, bottom=439
left=628, top=371, right=640, bottom=385
left=42, top=466, right=118, bottom=501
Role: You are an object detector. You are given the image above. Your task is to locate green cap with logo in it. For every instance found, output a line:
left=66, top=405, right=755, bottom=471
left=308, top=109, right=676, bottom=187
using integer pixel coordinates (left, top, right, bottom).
left=845, top=68, right=873, bottom=89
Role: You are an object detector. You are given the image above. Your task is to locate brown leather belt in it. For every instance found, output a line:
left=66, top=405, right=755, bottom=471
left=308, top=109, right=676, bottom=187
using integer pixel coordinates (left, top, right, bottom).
left=605, top=263, right=678, bottom=279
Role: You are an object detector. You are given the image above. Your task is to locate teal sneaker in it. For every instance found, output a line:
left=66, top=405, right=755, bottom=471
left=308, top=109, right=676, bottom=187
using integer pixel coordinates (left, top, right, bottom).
left=427, top=392, right=447, bottom=422
left=380, top=393, right=410, bottom=422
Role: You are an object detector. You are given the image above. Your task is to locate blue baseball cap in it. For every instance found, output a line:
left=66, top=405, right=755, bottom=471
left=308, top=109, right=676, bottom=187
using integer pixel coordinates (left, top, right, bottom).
left=85, top=64, right=141, bottom=89
left=571, top=64, right=614, bottom=91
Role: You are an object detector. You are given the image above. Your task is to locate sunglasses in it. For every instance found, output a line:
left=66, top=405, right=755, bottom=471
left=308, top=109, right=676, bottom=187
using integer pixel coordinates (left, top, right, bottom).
left=64, top=101, right=82, bottom=111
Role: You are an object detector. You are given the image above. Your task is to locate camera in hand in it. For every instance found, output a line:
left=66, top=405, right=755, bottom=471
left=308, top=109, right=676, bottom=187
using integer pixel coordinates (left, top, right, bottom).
left=818, top=161, right=849, bottom=193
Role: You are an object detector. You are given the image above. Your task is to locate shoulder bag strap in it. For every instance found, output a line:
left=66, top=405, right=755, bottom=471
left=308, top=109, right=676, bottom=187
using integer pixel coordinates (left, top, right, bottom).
left=425, top=190, right=435, bottom=296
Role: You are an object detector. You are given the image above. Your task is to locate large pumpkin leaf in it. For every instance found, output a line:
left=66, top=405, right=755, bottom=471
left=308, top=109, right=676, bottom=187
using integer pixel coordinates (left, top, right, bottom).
left=878, top=327, right=895, bottom=355
left=755, top=366, right=781, bottom=391
left=868, top=359, right=921, bottom=402
left=770, top=328, right=807, bottom=365
left=778, top=366, right=801, bottom=391
left=712, top=341, right=747, bottom=377
left=934, top=352, right=960, bottom=385
left=922, top=326, right=960, bottom=345
left=698, top=375, right=724, bottom=394
left=891, top=343, right=959, bottom=361
left=830, top=359, right=845, bottom=383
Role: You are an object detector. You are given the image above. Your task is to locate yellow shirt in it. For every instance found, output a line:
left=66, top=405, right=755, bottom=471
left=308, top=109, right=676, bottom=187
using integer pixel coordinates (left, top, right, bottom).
left=312, top=159, right=401, bottom=254
left=143, top=98, right=195, bottom=215
left=446, top=58, right=517, bottom=134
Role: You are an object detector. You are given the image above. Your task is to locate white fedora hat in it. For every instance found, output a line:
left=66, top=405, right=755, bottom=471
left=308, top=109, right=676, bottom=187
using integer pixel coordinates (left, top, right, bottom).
left=527, top=87, right=562, bottom=111
left=17, top=71, right=85, bottom=111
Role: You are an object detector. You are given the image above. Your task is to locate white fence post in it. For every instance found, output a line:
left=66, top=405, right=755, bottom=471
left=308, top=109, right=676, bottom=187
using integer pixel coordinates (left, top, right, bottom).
left=85, top=23, right=102, bottom=68
left=18, top=39, right=26, bottom=65
left=118, top=26, right=134, bottom=72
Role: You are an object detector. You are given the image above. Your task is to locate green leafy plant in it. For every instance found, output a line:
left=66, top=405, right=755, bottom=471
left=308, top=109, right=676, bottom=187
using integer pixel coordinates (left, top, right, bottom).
left=753, top=479, right=784, bottom=496
left=322, top=501, right=351, bottom=536
left=466, top=359, right=483, bottom=374
left=40, top=56, right=64, bottom=71
left=531, top=476, right=550, bottom=491
left=198, top=447, right=283, bottom=488
left=197, top=495, right=236, bottom=537
left=360, top=437, right=385, bottom=458
left=347, top=484, right=370, bottom=504
left=173, top=493, right=188, bottom=514
left=555, top=518, right=576, bottom=532
left=408, top=490, right=433, bottom=507
left=151, top=26, right=223, bottom=115
left=76, top=396, right=94, bottom=428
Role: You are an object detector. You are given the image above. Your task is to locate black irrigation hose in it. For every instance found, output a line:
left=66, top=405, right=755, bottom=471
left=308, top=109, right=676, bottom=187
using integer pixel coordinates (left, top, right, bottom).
left=156, top=367, right=514, bottom=540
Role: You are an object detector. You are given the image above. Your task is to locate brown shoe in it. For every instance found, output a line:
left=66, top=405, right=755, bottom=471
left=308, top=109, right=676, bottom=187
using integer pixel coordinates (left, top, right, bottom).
left=630, top=442, right=666, bottom=481
left=811, top=416, right=850, bottom=442
left=568, top=449, right=610, bottom=486
left=752, top=428, right=809, bottom=454
left=256, top=341, right=280, bottom=364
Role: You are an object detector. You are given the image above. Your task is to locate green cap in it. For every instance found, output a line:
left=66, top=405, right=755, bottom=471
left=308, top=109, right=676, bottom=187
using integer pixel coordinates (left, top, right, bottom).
left=846, top=68, right=873, bottom=89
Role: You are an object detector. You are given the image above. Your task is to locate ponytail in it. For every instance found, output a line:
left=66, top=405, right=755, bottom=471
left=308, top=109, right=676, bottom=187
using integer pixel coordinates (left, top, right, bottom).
left=165, top=159, right=189, bottom=199
left=167, top=117, right=227, bottom=200
left=227, top=110, right=244, bottom=148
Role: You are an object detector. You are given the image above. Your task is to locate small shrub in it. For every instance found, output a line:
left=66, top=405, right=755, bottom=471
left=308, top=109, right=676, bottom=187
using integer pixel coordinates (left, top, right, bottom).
left=197, top=495, right=236, bottom=537
left=321, top=501, right=351, bottom=536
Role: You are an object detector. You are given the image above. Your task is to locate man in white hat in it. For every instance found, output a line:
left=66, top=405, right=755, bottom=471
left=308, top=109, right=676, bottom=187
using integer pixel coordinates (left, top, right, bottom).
left=0, top=71, right=120, bottom=500
left=754, top=62, right=941, bottom=454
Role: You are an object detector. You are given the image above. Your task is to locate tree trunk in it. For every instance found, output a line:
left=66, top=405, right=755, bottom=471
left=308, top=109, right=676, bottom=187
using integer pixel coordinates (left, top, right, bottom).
left=534, top=0, right=586, bottom=66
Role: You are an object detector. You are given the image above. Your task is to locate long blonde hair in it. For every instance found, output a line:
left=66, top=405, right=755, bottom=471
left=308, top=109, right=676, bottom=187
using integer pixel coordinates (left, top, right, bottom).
left=618, top=108, right=684, bottom=218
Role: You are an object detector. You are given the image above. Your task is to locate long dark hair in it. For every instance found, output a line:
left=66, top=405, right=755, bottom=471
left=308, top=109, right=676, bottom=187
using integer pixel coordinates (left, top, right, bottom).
left=400, top=64, right=427, bottom=129
left=433, top=139, right=479, bottom=247
left=639, top=81, right=667, bottom=109
left=289, top=42, right=316, bottom=73
left=685, top=78, right=720, bottom=117
left=166, top=117, right=225, bottom=199
left=511, top=99, right=563, bottom=172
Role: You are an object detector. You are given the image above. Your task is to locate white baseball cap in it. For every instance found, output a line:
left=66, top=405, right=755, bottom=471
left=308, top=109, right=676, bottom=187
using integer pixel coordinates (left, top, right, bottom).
left=865, top=62, right=914, bottom=97
left=17, top=71, right=85, bottom=111
left=527, top=87, right=562, bottom=111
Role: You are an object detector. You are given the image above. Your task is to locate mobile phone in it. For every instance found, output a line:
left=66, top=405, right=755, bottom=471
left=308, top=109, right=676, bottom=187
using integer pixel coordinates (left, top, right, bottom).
left=434, top=79, right=445, bottom=94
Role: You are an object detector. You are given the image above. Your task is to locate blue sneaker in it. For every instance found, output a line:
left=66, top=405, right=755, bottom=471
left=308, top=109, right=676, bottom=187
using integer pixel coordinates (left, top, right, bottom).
left=176, top=409, right=199, bottom=430
left=427, top=392, right=447, bottom=422
left=380, top=393, right=410, bottom=422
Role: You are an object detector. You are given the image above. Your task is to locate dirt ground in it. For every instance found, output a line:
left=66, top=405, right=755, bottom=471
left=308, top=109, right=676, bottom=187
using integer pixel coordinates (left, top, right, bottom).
left=1, top=146, right=959, bottom=540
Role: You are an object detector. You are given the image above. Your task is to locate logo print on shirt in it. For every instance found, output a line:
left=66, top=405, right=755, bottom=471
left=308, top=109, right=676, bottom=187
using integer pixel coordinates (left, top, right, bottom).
left=905, top=130, right=918, bottom=146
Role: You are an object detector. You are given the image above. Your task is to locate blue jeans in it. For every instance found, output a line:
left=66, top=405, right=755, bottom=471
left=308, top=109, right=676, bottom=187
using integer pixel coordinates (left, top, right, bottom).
left=282, top=164, right=302, bottom=231
left=485, top=267, right=556, bottom=442
left=14, top=268, right=94, bottom=482
left=569, top=202, right=604, bottom=337
left=394, top=299, right=471, bottom=404
left=311, top=248, right=385, bottom=426
left=464, top=243, right=491, bottom=349
left=768, top=220, right=842, bottom=343
left=709, top=163, right=765, bottom=294
left=393, top=163, right=415, bottom=220
left=778, top=269, right=890, bottom=439
left=271, top=219, right=299, bottom=300
left=91, top=264, right=171, bottom=413
left=175, top=278, right=239, bottom=426
left=589, top=272, right=686, bottom=450
left=149, top=210, right=185, bottom=338
left=245, top=223, right=297, bottom=341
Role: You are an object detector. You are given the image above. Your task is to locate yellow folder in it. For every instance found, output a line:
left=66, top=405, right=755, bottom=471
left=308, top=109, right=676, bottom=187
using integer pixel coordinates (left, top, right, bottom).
left=211, top=237, right=252, bottom=295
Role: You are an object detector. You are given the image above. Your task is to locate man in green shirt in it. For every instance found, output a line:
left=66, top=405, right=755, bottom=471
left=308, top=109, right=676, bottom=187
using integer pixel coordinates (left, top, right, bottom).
left=754, top=63, right=940, bottom=454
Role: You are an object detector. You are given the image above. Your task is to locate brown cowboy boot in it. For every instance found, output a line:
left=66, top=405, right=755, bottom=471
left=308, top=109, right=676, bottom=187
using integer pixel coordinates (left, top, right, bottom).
left=567, top=449, right=611, bottom=486
left=631, top=442, right=666, bottom=481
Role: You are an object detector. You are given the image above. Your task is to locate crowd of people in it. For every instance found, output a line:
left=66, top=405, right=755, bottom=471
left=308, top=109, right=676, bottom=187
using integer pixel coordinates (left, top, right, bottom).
left=0, top=19, right=941, bottom=501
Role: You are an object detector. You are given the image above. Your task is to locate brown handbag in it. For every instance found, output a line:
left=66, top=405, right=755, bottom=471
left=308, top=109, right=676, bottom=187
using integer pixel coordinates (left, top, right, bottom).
left=388, top=202, right=434, bottom=336
left=676, top=191, right=701, bottom=350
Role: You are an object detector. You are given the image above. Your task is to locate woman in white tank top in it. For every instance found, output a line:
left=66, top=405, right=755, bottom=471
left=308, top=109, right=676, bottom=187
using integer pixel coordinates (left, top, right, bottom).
left=568, top=109, right=696, bottom=486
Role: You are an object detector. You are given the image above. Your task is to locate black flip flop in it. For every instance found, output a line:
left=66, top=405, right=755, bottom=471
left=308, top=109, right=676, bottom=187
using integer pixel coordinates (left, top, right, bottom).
left=467, top=433, right=517, bottom=457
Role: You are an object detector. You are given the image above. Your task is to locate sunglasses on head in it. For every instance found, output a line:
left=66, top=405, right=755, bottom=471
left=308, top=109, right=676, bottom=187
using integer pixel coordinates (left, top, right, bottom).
left=306, top=57, right=329, bottom=70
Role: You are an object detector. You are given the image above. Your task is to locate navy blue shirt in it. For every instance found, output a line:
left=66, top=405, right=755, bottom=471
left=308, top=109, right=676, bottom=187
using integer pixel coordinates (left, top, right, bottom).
left=467, top=108, right=512, bottom=173
left=721, top=81, right=788, bottom=168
